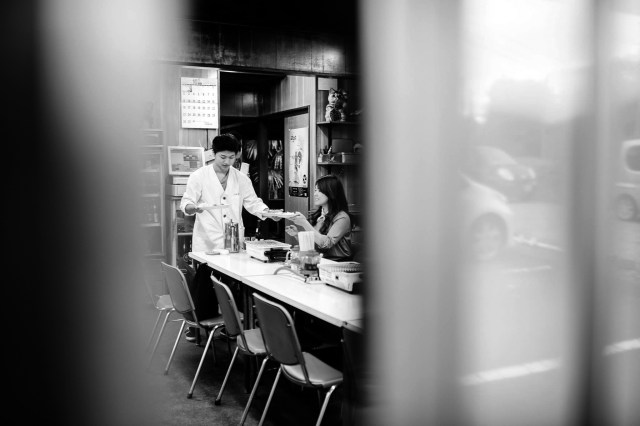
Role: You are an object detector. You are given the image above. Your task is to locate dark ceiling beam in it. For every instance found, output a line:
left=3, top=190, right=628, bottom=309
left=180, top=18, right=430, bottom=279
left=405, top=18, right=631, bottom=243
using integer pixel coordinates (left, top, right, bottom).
left=157, top=20, right=358, bottom=77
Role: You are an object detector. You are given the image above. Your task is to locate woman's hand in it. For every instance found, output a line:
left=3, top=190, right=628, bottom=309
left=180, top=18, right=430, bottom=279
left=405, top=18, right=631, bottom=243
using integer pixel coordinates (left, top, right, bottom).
left=284, top=225, right=299, bottom=237
left=289, top=212, right=311, bottom=228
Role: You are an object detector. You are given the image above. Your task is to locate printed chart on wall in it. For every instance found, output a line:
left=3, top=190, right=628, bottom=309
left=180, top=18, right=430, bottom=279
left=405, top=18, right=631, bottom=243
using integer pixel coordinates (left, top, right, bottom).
left=288, top=127, right=309, bottom=197
left=181, top=77, right=218, bottom=129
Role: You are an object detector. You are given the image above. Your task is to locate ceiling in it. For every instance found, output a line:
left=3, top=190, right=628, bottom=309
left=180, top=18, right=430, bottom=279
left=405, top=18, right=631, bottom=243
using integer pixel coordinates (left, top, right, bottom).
left=220, top=70, right=285, bottom=88
left=184, top=0, right=359, bottom=37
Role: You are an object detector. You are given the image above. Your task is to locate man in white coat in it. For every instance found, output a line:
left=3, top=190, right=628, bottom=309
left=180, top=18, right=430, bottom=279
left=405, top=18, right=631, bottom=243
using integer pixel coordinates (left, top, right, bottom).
left=181, top=133, right=276, bottom=252
left=179, top=133, right=277, bottom=341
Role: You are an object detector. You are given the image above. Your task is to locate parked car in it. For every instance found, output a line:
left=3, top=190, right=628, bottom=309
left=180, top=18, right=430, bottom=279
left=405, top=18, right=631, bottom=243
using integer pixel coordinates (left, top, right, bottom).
left=459, top=173, right=514, bottom=261
left=464, top=145, right=537, bottom=201
left=613, top=139, right=640, bottom=221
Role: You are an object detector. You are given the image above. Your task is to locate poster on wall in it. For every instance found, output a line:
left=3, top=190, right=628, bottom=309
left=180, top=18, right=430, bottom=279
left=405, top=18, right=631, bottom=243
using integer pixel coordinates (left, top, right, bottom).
left=181, top=77, right=218, bottom=129
left=288, top=127, right=309, bottom=197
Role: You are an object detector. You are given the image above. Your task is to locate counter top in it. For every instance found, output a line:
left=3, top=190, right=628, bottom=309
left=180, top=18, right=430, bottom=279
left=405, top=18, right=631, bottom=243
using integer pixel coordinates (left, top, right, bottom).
left=189, top=251, right=284, bottom=281
left=243, top=273, right=363, bottom=328
left=189, top=251, right=362, bottom=329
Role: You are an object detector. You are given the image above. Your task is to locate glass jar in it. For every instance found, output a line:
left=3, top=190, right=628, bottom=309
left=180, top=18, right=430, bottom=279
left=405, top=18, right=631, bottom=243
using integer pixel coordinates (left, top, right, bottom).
left=299, top=250, right=322, bottom=273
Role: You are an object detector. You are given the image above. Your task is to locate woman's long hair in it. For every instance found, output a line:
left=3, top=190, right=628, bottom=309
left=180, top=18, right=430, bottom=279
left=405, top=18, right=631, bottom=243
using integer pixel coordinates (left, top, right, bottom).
left=309, top=174, right=349, bottom=234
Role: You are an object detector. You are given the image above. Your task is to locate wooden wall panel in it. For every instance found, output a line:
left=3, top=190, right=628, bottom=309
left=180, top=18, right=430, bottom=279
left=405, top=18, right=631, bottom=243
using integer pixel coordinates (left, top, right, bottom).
left=163, top=21, right=357, bottom=77
left=264, top=75, right=315, bottom=115
left=242, top=92, right=259, bottom=116
left=251, top=28, right=278, bottom=70
left=219, top=89, right=238, bottom=117
left=161, top=65, right=181, bottom=147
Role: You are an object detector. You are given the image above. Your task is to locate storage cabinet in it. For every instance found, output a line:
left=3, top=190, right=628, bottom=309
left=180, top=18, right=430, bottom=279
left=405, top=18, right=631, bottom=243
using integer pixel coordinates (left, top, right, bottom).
left=139, top=130, right=165, bottom=257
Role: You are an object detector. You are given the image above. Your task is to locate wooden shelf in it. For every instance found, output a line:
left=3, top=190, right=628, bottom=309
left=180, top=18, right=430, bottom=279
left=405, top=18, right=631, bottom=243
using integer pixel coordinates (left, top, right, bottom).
left=317, top=121, right=359, bottom=126
left=317, top=162, right=359, bottom=166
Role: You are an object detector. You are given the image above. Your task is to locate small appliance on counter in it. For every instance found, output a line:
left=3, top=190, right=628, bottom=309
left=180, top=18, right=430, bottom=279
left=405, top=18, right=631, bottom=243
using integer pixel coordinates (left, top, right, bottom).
left=245, top=240, right=292, bottom=262
left=318, top=262, right=363, bottom=293
left=274, top=249, right=324, bottom=283
left=298, top=250, right=323, bottom=281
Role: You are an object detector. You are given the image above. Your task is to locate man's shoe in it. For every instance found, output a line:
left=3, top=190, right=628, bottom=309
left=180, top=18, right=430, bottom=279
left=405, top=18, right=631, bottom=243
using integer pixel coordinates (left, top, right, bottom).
left=185, top=328, right=197, bottom=342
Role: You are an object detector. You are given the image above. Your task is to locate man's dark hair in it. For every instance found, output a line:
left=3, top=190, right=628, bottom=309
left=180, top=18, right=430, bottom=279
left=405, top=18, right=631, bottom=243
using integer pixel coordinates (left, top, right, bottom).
left=212, top=133, right=241, bottom=154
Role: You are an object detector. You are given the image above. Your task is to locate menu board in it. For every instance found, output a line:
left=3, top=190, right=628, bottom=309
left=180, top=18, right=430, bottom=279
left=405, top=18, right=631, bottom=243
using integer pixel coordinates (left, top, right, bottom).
left=288, top=127, right=309, bottom=197
left=181, top=77, right=218, bottom=129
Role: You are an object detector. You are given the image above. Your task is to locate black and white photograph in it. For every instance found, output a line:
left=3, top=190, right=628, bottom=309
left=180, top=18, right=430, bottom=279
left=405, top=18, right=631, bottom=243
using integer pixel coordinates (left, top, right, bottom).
left=5, top=0, right=638, bottom=425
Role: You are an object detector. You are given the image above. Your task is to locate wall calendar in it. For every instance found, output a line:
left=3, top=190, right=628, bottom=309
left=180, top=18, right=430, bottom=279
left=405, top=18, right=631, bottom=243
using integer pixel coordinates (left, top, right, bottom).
left=181, top=77, right=218, bottom=129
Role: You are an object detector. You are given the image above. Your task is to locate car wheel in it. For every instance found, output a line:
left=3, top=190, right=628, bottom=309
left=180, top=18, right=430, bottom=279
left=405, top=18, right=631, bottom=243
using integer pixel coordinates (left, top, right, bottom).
left=615, top=194, right=638, bottom=221
left=468, top=214, right=507, bottom=261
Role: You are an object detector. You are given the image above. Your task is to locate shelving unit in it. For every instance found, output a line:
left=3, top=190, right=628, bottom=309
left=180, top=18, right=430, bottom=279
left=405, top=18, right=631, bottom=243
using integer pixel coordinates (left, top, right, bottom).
left=139, top=129, right=165, bottom=257
left=315, top=82, right=362, bottom=213
left=315, top=79, right=363, bottom=253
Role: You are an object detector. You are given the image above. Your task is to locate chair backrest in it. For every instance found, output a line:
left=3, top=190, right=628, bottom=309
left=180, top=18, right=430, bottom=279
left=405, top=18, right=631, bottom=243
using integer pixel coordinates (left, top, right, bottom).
left=141, top=259, right=168, bottom=305
left=252, top=293, right=309, bottom=380
left=211, top=276, right=243, bottom=339
left=161, top=262, right=197, bottom=322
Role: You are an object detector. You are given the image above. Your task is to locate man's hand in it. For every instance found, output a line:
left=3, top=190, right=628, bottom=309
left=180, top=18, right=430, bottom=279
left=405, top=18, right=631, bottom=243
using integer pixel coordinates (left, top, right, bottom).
left=185, top=204, right=203, bottom=215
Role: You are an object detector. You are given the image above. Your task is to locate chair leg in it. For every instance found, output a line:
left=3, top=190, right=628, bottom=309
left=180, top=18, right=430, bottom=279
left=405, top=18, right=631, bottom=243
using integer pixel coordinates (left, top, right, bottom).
left=147, top=310, right=173, bottom=368
left=214, top=346, right=239, bottom=406
left=240, top=357, right=268, bottom=426
left=187, top=324, right=223, bottom=398
left=212, top=324, right=224, bottom=363
left=164, top=320, right=186, bottom=375
left=258, top=367, right=281, bottom=426
left=315, top=385, right=338, bottom=426
left=146, top=310, right=163, bottom=351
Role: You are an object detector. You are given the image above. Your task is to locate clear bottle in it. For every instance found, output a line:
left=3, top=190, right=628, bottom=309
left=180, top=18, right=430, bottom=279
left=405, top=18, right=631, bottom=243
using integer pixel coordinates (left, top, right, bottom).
left=255, top=219, right=263, bottom=240
left=152, top=202, right=159, bottom=223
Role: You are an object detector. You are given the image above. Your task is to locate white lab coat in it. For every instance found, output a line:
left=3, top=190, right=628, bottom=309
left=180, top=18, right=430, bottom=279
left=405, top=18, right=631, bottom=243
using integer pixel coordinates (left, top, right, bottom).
left=180, top=165, right=268, bottom=252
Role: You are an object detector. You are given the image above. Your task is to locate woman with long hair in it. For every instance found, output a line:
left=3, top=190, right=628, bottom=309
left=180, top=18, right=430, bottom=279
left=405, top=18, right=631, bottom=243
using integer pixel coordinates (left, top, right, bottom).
left=286, top=174, right=353, bottom=260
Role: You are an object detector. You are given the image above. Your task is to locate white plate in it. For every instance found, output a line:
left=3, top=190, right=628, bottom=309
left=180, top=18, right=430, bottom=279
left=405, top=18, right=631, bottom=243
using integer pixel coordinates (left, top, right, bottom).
left=262, top=211, right=297, bottom=218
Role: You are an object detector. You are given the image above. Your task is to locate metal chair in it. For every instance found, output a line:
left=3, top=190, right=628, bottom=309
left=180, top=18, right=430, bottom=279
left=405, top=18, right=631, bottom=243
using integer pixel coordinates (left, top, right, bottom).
left=252, top=292, right=343, bottom=426
left=211, top=276, right=268, bottom=425
left=160, top=262, right=225, bottom=399
left=143, top=266, right=175, bottom=368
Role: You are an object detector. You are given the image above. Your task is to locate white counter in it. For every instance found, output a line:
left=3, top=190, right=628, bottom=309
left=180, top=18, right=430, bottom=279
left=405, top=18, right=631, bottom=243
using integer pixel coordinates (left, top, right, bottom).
left=189, top=251, right=284, bottom=281
left=189, top=251, right=363, bottom=330
left=243, top=273, right=363, bottom=328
